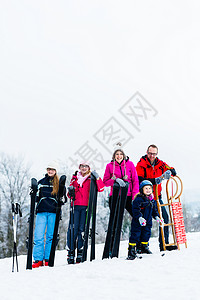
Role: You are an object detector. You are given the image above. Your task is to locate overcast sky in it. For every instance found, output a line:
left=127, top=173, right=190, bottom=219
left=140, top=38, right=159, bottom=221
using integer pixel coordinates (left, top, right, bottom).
left=1, top=0, right=200, bottom=191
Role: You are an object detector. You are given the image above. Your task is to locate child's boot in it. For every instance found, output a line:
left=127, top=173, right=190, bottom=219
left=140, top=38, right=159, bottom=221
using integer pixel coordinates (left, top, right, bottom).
left=127, top=243, right=137, bottom=260
left=136, top=242, right=142, bottom=254
left=141, top=242, right=152, bottom=254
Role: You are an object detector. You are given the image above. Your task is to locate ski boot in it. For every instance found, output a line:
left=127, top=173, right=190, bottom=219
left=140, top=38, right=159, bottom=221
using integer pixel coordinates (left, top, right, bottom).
left=160, top=245, right=178, bottom=251
left=166, top=245, right=178, bottom=251
left=160, top=240, right=178, bottom=251
left=76, top=248, right=83, bottom=263
left=136, top=243, right=142, bottom=254
left=140, top=242, right=152, bottom=254
left=32, top=260, right=43, bottom=268
left=44, top=259, right=49, bottom=266
left=127, top=243, right=137, bottom=260
left=67, top=249, right=75, bottom=264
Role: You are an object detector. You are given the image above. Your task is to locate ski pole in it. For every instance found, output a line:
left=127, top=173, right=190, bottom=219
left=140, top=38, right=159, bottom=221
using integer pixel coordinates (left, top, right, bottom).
left=12, top=202, right=22, bottom=272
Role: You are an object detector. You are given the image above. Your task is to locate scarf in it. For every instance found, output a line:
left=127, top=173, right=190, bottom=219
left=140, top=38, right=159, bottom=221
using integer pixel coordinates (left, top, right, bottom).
left=77, top=171, right=90, bottom=187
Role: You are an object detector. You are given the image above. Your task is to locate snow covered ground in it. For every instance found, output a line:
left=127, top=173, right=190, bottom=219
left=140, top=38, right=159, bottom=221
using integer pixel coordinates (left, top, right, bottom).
left=1, top=232, right=200, bottom=300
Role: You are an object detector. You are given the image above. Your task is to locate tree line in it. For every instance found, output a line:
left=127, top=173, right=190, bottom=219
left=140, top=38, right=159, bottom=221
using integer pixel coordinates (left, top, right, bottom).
left=0, top=153, right=198, bottom=259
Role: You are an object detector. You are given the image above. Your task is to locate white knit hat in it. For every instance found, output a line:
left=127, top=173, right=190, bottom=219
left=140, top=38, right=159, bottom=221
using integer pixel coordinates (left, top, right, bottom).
left=113, top=142, right=124, bottom=152
left=47, top=160, right=59, bottom=172
left=112, top=142, right=126, bottom=160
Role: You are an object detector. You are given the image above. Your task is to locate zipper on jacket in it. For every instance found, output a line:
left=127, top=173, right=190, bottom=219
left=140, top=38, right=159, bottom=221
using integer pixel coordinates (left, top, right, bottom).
left=120, top=166, right=123, bottom=178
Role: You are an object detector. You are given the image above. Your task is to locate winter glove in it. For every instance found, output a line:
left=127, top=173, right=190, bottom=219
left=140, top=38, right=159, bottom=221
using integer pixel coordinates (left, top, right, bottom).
left=139, top=217, right=146, bottom=226
left=170, top=168, right=177, bottom=176
left=116, top=178, right=126, bottom=187
left=155, top=216, right=164, bottom=227
left=91, top=170, right=99, bottom=179
left=163, top=170, right=171, bottom=180
left=155, top=176, right=164, bottom=185
left=68, top=186, right=75, bottom=199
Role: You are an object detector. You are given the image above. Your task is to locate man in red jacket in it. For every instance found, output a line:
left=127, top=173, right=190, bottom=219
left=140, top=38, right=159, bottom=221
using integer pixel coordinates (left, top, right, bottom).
left=136, top=144, right=177, bottom=251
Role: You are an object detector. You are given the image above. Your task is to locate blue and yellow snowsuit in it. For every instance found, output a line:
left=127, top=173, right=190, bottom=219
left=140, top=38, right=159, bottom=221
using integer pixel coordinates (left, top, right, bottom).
left=129, top=193, right=159, bottom=245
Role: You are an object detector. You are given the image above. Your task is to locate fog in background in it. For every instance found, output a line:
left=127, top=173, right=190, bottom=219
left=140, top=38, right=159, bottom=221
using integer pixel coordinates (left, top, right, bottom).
left=1, top=0, right=200, bottom=193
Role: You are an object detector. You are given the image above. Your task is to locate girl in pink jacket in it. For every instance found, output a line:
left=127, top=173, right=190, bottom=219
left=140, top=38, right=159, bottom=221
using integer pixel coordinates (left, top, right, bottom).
left=66, top=162, right=104, bottom=264
left=103, top=146, right=139, bottom=216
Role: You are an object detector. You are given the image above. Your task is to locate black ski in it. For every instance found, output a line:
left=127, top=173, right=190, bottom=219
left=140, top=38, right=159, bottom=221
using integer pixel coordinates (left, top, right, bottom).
left=111, top=182, right=129, bottom=258
left=82, top=174, right=97, bottom=262
left=48, top=175, right=66, bottom=267
left=68, top=187, right=75, bottom=264
left=26, top=178, right=38, bottom=270
left=102, top=182, right=120, bottom=259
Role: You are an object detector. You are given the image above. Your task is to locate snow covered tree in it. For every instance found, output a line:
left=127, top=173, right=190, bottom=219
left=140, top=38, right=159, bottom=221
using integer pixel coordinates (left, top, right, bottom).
left=0, top=153, right=30, bottom=258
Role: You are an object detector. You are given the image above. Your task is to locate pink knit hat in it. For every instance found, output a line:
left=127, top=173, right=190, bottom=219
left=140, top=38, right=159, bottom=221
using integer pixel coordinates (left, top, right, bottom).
left=79, top=161, right=90, bottom=169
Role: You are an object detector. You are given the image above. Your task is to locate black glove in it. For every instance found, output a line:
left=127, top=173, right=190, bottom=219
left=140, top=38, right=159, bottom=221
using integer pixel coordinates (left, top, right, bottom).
left=68, top=186, right=75, bottom=199
left=170, top=168, right=177, bottom=176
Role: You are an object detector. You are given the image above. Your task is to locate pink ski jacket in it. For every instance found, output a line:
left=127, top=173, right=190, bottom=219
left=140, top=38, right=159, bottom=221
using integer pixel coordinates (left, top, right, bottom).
left=69, top=173, right=91, bottom=206
left=103, top=158, right=139, bottom=200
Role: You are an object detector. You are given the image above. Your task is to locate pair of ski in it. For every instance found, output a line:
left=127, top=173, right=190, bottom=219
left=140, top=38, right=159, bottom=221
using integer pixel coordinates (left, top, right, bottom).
left=66, top=173, right=99, bottom=263
left=102, top=182, right=129, bottom=259
left=26, top=175, right=66, bottom=269
left=81, top=173, right=98, bottom=262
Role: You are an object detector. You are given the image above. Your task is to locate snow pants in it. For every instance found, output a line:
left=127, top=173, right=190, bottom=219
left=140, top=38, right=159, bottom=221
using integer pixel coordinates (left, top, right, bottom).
left=33, top=212, right=56, bottom=261
left=67, top=205, right=87, bottom=251
left=129, top=219, right=151, bottom=245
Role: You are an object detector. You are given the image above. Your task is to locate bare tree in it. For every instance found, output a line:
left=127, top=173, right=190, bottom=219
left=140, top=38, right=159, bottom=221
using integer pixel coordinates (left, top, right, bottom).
left=0, top=153, right=30, bottom=258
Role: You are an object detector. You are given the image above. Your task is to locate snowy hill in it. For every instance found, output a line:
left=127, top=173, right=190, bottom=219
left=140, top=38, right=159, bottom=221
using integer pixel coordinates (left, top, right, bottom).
left=1, top=232, right=200, bottom=300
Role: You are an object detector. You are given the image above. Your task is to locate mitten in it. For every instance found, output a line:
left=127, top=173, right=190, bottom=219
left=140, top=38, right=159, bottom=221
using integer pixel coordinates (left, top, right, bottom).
left=155, top=216, right=164, bottom=227
left=91, top=170, right=99, bottom=179
left=139, top=217, right=146, bottom=226
left=116, top=178, right=126, bottom=187
left=163, top=170, right=171, bottom=180
left=155, top=176, right=163, bottom=185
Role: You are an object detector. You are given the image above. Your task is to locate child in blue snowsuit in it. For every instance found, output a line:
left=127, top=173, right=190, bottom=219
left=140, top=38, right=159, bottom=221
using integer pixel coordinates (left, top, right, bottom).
left=127, top=180, right=163, bottom=260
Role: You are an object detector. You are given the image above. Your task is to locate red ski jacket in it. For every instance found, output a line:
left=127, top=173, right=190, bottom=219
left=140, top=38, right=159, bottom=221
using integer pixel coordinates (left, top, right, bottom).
left=136, top=155, right=172, bottom=197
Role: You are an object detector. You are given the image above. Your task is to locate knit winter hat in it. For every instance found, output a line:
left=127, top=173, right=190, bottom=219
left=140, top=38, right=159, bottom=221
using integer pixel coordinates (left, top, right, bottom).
left=112, top=142, right=126, bottom=161
left=79, top=161, right=91, bottom=169
left=47, top=160, right=59, bottom=172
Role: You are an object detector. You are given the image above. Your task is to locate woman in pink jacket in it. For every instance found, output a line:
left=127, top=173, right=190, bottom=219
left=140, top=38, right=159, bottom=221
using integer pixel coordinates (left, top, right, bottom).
left=103, top=145, right=139, bottom=217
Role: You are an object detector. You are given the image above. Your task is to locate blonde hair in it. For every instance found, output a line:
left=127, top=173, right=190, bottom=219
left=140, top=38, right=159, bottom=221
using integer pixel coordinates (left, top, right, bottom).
left=82, top=170, right=91, bottom=177
left=51, top=174, right=59, bottom=195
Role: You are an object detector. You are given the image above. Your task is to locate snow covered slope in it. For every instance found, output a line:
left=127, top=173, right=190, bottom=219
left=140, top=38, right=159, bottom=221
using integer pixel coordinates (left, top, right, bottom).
left=1, top=233, right=200, bottom=300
